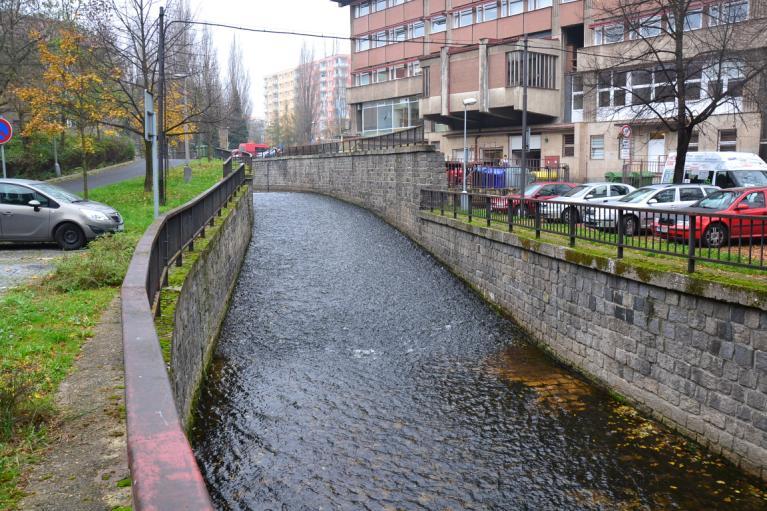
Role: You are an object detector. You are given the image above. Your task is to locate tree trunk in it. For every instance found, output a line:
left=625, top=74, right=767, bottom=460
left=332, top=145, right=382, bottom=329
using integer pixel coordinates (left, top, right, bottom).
left=144, top=139, right=153, bottom=192
left=80, top=127, right=89, bottom=199
left=673, top=126, right=693, bottom=184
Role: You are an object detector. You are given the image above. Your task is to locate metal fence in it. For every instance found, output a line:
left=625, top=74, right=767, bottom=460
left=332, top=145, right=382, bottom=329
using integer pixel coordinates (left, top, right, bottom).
left=446, top=160, right=570, bottom=191
left=281, top=126, right=427, bottom=157
left=146, top=163, right=246, bottom=314
left=420, top=189, right=767, bottom=273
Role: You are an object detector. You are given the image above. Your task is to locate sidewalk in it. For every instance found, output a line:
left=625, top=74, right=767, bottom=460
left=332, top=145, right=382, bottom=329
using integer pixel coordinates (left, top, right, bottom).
left=18, top=298, right=131, bottom=511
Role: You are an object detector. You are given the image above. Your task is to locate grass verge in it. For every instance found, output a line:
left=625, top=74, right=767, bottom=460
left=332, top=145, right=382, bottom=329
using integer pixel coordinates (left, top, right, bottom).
left=0, top=159, right=223, bottom=509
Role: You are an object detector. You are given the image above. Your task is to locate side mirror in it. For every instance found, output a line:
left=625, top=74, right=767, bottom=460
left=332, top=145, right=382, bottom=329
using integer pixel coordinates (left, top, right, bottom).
left=647, top=198, right=658, bottom=204
left=28, top=200, right=41, bottom=212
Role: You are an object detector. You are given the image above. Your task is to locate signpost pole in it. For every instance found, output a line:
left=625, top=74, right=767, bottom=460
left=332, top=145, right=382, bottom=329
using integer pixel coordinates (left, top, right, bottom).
left=1, top=145, right=6, bottom=179
left=145, top=90, right=159, bottom=219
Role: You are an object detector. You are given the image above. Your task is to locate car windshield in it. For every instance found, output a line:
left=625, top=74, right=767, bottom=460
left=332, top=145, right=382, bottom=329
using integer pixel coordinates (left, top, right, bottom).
left=619, top=188, right=657, bottom=203
left=562, top=185, right=589, bottom=197
left=33, top=183, right=83, bottom=203
left=695, top=190, right=739, bottom=210
left=523, top=184, right=544, bottom=197
left=731, top=171, right=767, bottom=187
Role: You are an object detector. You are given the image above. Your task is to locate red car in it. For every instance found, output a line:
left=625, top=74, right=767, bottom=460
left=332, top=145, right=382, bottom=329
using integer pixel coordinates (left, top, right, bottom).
left=655, top=187, right=767, bottom=248
left=490, top=182, right=579, bottom=215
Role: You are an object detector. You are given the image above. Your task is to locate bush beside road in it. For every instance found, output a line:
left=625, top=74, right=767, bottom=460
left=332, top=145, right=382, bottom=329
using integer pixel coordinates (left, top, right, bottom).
left=0, top=160, right=223, bottom=509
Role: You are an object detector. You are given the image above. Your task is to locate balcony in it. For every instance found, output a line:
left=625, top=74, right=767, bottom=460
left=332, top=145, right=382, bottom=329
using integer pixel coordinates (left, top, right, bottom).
left=348, top=75, right=423, bottom=105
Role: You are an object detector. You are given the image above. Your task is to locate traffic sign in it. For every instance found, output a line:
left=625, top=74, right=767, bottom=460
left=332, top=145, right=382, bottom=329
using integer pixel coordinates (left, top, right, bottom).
left=620, top=124, right=632, bottom=139
left=0, top=118, right=12, bottom=145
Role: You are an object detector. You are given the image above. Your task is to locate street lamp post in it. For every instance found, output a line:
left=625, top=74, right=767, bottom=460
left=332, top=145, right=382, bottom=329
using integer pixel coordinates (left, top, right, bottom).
left=462, top=97, right=477, bottom=210
left=173, top=72, right=192, bottom=182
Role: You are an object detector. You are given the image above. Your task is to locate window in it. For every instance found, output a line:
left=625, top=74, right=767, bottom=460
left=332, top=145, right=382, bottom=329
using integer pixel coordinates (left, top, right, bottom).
left=409, top=21, right=425, bottom=38
left=502, top=0, right=524, bottom=16
left=374, top=0, right=387, bottom=12
left=354, top=2, right=370, bottom=18
left=423, top=66, right=430, bottom=96
left=709, top=0, right=749, bottom=26
left=667, top=9, right=703, bottom=32
left=477, top=2, right=498, bottom=22
left=391, top=65, right=407, bottom=79
left=742, top=191, right=766, bottom=208
left=594, top=24, right=624, bottom=45
left=587, top=185, right=609, bottom=198
left=653, top=189, right=677, bottom=203
left=0, top=184, right=47, bottom=206
left=688, top=131, right=699, bottom=151
left=610, top=185, right=631, bottom=196
left=630, top=16, right=662, bottom=39
left=680, top=187, right=704, bottom=201
left=508, top=51, right=557, bottom=89
left=571, top=75, right=583, bottom=110
left=375, top=68, right=388, bottom=83
left=563, top=134, right=575, bottom=157
left=392, top=26, right=406, bottom=42
left=431, top=15, right=447, bottom=33
left=355, top=36, right=370, bottom=52
left=408, top=61, right=421, bottom=76
left=591, top=135, right=605, bottom=159
left=374, top=31, right=387, bottom=48
left=356, top=72, right=370, bottom=86
left=453, top=9, right=473, bottom=28
left=719, top=129, right=737, bottom=151
left=597, top=71, right=627, bottom=108
left=528, top=0, right=552, bottom=10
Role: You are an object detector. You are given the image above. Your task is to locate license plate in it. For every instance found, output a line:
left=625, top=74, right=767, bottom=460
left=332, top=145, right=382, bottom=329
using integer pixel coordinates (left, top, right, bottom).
left=117, top=224, right=125, bottom=232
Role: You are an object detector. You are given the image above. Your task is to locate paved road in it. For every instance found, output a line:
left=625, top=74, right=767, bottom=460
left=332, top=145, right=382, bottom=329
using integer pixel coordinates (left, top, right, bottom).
left=57, top=159, right=185, bottom=194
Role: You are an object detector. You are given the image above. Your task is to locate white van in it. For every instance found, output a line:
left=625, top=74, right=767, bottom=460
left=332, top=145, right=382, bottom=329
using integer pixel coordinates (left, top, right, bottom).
left=659, top=152, right=767, bottom=188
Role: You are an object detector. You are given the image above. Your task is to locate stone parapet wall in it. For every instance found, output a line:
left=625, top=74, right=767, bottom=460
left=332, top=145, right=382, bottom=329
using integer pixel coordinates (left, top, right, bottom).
left=171, top=189, right=254, bottom=427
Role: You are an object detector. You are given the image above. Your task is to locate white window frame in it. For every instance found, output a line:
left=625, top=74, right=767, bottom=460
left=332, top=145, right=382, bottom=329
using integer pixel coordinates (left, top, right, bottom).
left=594, top=24, right=624, bottom=45
left=667, top=9, right=703, bottom=32
left=373, top=0, right=387, bottom=13
left=590, top=135, right=605, bottom=159
left=709, top=0, right=749, bottom=26
left=718, top=129, right=737, bottom=151
left=571, top=75, right=583, bottom=112
left=355, top=2, right=370, bottom=18
left=374, top=68, right=388, bottom=83
left=374, top=31, right=387, bottom=48
left=355, top=36, right=370, bottom=52
left=356, top=72, right=371, bottom=86
left=477, top=2, right=498, bottom=23
left=409, top=21, right=425, bottom=39
left=453, top=9, right=473, bottom=28
left=431, top=15, right=447, bottom=33
left=501, top=0, right=524, bottom=16
left=528, top=0, right=552, bottom=11
left=391, top=25, right=406, bottom=42
left=630, top=16, right=662, bottom=39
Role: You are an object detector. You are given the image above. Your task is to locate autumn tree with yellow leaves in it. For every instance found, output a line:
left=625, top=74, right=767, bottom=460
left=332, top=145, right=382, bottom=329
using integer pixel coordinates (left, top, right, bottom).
left=16, top=28, right=116, bottom=199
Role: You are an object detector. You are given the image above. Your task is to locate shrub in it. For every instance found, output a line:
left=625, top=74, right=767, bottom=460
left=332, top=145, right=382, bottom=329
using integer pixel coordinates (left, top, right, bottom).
left=47, top=233, right=137, bottom=292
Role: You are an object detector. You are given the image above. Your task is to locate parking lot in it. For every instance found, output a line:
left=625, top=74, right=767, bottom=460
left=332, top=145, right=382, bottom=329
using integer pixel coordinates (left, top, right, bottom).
left=0, top=244, right=63, bottom=296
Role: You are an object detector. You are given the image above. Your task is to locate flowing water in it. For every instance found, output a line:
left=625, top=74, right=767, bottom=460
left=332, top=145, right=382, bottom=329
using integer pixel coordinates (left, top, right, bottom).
left=193, top=193, right=766, bottom=510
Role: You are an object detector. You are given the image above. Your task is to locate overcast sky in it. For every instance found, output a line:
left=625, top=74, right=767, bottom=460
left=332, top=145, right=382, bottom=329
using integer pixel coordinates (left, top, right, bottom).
left=193, top=0, right=351, bottom=118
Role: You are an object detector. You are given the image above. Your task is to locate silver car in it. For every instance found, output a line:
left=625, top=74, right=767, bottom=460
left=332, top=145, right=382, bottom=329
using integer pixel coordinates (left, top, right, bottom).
left=539, top=182, right=636, bottom=223
left=0, top=179, right=124, bottom=250
left=584, top=184, right=720, bottom=234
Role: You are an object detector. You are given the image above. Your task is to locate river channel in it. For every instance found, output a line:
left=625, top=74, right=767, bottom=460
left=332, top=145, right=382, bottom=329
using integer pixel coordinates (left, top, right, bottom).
left=192, top=192, right=766, bottom=510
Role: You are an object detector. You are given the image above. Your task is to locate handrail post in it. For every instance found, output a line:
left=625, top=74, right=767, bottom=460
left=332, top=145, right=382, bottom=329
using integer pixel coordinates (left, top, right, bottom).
left=617, top=207, right=624, bottom=259
left=486, top=195, right=491, bottom=227
left=440, top=191, right=445, bottom=216
left=468, top=193, right=473, bottom=223
left=429, top=190, right=434, bottom=212
left=453, top=192, right=457, bottom=219
left=568, top=203, right=575, bottom=246
left=535, top=200, right=542, bottom=239
left=688, top=214, right=696, bottom=273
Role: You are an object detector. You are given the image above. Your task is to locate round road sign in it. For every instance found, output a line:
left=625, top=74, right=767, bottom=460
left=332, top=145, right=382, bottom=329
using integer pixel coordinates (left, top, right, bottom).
left=0, top=118, right=12, bottom=145
left=620, top=124, right=632, bottom=138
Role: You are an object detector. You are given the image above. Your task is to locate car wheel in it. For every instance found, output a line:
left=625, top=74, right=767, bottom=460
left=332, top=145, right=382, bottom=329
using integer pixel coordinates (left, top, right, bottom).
left=561, top=207, right=580, bottom=224
left=703, top=223, right=728, bottom=249
left=622, top=215, right=639, bottom=236
left=55, top=222, right=86, bottom=250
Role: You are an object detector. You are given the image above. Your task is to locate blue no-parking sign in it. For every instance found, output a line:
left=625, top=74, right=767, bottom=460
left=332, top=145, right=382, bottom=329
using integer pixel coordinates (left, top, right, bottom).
left=0, top=118, right=12, bottom=145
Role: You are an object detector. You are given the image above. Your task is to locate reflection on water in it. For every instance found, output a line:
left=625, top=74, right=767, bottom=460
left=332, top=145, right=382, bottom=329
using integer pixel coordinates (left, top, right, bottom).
left=193, top=193, right=766, bottom=511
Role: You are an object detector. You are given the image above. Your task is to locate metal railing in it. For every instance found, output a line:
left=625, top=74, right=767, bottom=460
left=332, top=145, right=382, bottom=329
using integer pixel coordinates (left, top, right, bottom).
left=420, top=189, right=767, bottom=273
left=146, top=163, right=246, bottom=313
left=446, top=160, right=570, bottom=191
left=281, top=126, right=427, bottom=156
left=214, top=147, right=232, bottom=159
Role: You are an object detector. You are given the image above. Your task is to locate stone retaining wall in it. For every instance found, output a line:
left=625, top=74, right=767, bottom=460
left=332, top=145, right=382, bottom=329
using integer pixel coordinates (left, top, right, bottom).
left=171, top=189, right=254, bottom=427
left=252, top=151, right=767, bottom=480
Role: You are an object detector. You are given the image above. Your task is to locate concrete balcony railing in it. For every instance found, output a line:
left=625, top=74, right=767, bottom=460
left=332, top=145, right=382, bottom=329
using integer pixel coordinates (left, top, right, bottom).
left=421, top=85, right=562, bottom=122
left=348, top=75, right=423, bottom=104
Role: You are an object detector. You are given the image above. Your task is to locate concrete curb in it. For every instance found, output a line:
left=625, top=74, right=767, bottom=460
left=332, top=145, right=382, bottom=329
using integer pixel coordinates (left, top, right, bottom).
left=46, top=159, right=139, bottom=184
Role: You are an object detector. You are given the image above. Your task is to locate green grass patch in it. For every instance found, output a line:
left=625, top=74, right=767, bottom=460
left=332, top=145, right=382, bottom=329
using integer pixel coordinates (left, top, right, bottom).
left=426, top=210, right=767, bottom=295
left=0, top=159, right=224, bottom=509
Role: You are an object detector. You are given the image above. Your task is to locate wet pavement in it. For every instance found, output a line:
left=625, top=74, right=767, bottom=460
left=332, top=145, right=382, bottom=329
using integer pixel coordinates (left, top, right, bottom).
left=0, top=244, right=62, bottom=296
left=193, top=193, right=767, bottom=511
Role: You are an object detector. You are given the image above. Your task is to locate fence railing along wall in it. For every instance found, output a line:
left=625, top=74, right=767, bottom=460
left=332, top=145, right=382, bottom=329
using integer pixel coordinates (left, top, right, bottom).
left=446, top=160, right=570, bottom=190
left=421, top=189, right=767, bottom=273
left=281, top=126, right=427, bottom=156
left=120, top=162, right=246, bottom=510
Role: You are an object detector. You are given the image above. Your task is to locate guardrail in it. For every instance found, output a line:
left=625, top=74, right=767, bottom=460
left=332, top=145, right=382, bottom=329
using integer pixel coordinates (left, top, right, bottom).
left=420, top=189, right=767, bottom=273
left=121, top=162, right=246, bottom=510
left=281, top=126, right=427, bottom=156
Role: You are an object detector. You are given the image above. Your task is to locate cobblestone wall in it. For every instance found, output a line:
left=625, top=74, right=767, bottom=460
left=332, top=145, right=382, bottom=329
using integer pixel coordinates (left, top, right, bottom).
left=252, top=150, right=767, bottom=480
left=171, top=189, right=253, bottom=428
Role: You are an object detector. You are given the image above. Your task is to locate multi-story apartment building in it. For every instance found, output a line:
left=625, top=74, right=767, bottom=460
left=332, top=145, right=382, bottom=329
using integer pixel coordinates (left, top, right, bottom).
left=332, top=0, right=767, bottom=181
left=264, top=54, right=351, bottom=141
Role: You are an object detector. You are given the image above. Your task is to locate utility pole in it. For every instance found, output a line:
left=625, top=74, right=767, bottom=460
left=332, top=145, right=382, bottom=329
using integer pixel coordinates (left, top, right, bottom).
left=520, top=35, right=528, bottom=199
left=158, top=6, right=166, bottom=205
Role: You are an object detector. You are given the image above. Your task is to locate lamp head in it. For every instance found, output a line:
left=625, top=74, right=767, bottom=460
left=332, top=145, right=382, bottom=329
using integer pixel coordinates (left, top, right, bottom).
left=463, top=98, right=478, bottom=106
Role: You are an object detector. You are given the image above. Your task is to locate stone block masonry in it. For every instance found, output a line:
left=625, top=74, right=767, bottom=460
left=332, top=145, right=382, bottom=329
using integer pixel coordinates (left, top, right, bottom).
left=252, top=149, right=767, bottom=480
left=171, top=189, right=254, bottom=428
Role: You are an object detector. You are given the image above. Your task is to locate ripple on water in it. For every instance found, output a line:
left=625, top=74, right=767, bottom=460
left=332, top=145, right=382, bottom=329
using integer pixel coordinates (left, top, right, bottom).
left=193, top=193, right=767, bottom=511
